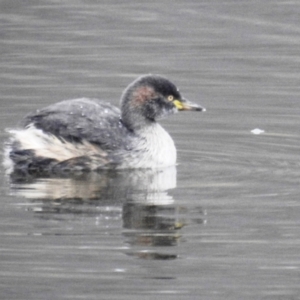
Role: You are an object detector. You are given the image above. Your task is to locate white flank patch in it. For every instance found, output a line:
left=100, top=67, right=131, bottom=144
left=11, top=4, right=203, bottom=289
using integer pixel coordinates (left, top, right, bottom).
left=6, top=125, right=106, bottom=162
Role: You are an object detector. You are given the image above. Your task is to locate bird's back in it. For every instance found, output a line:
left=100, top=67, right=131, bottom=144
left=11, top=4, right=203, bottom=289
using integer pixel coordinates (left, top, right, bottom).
left=21, top=98, right=132, bottom=149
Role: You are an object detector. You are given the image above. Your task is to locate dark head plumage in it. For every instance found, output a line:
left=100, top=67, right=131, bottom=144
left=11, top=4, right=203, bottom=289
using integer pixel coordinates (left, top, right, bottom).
left=120, top=74, right=204, bottom=130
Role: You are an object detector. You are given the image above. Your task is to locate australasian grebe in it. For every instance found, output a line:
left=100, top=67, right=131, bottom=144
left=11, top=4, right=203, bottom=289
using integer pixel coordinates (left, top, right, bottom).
left=4, top=75, right=205, bottom=173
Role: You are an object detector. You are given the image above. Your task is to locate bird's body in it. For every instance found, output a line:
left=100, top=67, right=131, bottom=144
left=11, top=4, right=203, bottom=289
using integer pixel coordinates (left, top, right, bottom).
left=4, top=75, right=205, bottom=173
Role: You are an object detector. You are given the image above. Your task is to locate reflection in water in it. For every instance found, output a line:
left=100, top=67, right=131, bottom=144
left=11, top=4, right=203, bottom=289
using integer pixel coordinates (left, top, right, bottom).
left=8, top=167, right=205, bottom=260
left=123, top=203, right=183, bottom=260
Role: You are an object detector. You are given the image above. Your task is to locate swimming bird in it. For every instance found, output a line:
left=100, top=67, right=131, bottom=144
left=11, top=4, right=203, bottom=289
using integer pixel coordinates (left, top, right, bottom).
left=4, top=74, right=205, bottom=173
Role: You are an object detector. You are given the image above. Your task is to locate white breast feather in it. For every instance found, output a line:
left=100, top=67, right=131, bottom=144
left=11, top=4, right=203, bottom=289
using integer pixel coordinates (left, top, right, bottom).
left=131, top=123, right=177, bottom=168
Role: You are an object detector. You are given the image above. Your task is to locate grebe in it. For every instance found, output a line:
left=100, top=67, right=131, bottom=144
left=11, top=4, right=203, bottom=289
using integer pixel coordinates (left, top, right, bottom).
left=4, top=74, right=205, bottom=173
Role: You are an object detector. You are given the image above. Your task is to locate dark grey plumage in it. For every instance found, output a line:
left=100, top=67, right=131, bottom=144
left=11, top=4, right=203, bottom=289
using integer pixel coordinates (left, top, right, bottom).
left=21, top=98, right=133, bottom=151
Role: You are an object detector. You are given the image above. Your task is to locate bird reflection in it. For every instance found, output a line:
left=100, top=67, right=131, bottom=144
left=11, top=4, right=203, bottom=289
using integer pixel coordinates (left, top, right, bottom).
left=8, top=166, right=205, bottom=260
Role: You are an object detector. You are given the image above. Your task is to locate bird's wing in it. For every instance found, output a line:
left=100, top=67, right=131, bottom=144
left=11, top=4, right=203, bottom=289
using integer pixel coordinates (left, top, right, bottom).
left=21, top=98, right=132, bottom=151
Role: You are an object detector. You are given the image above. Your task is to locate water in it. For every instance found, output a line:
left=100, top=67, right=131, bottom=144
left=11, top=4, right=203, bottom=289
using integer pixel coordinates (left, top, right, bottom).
left=1, top=1, right=300, bottom=299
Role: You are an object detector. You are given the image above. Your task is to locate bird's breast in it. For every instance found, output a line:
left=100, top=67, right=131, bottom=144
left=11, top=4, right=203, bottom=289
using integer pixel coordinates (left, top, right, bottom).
left=123, top=123, right=176, bottom=169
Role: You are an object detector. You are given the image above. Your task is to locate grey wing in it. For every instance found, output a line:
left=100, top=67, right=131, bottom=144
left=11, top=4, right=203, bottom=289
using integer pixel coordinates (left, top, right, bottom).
left=21, top=98, right=132, bottom=150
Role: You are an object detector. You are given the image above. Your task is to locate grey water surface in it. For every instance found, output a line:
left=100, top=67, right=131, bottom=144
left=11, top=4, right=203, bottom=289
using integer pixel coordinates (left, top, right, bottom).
left=1, top=1, right=300, bottom=299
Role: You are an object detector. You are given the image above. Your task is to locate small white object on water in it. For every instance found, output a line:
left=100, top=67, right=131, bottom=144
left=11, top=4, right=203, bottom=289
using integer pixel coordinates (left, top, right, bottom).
left=251, top=128, right=265, bottom=135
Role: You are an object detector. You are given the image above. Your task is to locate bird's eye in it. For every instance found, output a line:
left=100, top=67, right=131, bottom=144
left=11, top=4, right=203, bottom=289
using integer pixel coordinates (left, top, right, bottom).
left=167, top=95, right=174, bottom=101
